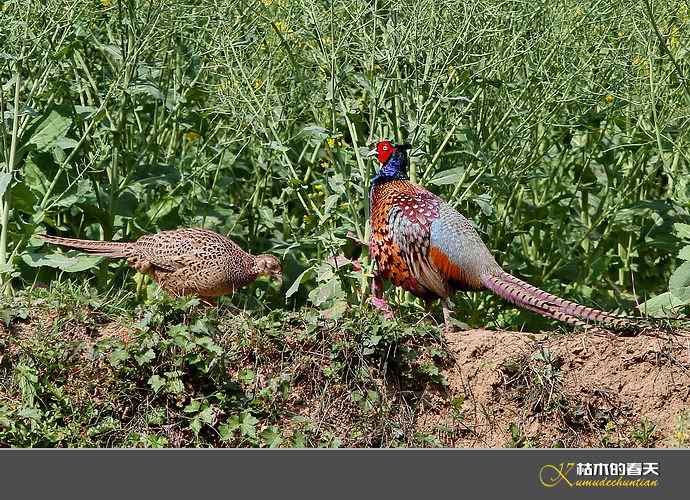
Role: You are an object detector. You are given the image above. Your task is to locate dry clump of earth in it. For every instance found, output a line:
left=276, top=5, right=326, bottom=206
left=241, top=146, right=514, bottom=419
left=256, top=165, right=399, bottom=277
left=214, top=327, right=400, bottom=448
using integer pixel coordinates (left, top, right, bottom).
left=416, top=328, right=690, bottom=447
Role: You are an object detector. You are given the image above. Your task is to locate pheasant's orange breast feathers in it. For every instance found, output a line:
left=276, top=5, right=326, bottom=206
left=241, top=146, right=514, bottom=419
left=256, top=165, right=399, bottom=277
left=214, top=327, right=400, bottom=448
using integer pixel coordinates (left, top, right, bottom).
left=369, top=180, right=452, bottom=298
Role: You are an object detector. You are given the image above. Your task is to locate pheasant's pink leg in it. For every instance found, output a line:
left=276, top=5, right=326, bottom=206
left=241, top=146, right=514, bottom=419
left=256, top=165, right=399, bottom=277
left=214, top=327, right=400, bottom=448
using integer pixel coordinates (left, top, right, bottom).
left=369, top=275, right=394, bottom=319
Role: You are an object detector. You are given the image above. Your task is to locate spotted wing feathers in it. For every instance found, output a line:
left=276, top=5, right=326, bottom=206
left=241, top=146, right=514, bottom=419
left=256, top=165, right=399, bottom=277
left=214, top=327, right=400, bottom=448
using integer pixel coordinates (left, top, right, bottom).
left=382, top=186, right=497, bottom=298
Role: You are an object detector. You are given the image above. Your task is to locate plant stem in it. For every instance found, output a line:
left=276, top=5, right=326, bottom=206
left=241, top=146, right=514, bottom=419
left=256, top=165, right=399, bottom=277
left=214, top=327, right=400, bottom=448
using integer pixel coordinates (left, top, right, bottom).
left=0, top=66, right=21, bottom=296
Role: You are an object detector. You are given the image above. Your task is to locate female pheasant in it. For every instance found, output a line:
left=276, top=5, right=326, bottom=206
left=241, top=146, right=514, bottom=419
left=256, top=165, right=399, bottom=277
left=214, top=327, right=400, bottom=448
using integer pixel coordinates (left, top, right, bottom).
left=39, top=229, right=282, bottom=304
left=366, top=140, right=638, bottom=332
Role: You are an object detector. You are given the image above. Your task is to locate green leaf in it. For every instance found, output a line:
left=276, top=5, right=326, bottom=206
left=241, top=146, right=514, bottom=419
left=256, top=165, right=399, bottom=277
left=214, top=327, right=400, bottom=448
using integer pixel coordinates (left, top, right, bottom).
left=134, top=349, right=156, bottom=366
left=429, top=167, right=465, bottom=186
left=258, top=206, right=275, bottom=228
left=674, top=223, right=690, bottom=240
left=190, top=417, right=202, bottom=435
left=53, top=179, right=97, bottom=207
left=678, top=245, right=690, bottom=261
left=23, top=151, right=58, bottom=195
left=301, top=125, right=329, bottom=140
left=55, top=137, right=79, bottom=150
left=148, top=374, right=166, bottom=393
left=184, top=400, right=201, bottom=413
left=639, top=289, right=690, bottom=315
left=322, top=299, right=347, bottom=320
left=17, top=407, right=42, bottom=420
left=198, top=406, right=214, bottom=425
left=10, top=181, right=37, bottom=214
left=113, top=190, right=139, bottom=217
left=285, top=267, right=311, bottom=298
left=0, top=172, right=11, bottom=196
left=260, top=426, right=283, bottom=448
left=28, top=109, right=72, bottom=151
left=308, top=278, right=343, bottom=307
left=195, top=337, right=223, bottom=355
left=22, top=251, right=102, bottom=272
left=168, top=324, right=190, bottom=348
left=239, top=368, right=255, bottom=383
left=166, top=377, right=184, bottom=394
left=146, top=197, right=178, bottom=221
left=109, top=348, right=130, bottom=367
left=473, top=193, right=493, bottom=216
left=327, top=173, right=346, bottom=194
left=323, top=194, right=339, bottom=216
left=239, top=412, right=258, bottom=437
left=669, top=261, right=690, bottom=292
left=219, top=416, right=240, bottom=441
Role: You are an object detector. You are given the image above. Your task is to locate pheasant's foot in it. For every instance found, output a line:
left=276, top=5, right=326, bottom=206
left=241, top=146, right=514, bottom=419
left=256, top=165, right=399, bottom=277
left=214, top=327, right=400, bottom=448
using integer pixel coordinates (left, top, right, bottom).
left=441, top=298, right=462, bottom=336
left=369, top=296, right=394, bottom=320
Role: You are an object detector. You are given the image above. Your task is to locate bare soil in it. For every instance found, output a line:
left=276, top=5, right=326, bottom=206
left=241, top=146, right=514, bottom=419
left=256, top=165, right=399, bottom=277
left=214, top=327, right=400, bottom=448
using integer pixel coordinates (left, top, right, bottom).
left=417, top=328, right=690, bottom=447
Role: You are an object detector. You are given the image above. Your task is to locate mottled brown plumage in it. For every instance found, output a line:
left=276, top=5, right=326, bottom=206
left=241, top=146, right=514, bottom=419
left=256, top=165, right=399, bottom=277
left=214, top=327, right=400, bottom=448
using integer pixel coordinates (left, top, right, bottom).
left=39, top=229, right=282, bottom=303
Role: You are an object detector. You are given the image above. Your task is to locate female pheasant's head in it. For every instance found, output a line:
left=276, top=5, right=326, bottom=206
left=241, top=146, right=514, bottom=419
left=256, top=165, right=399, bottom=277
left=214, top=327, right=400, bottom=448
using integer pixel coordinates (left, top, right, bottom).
left=367, top=140, right=412, bottom=180
left=253, top=254, right=283, bottom=286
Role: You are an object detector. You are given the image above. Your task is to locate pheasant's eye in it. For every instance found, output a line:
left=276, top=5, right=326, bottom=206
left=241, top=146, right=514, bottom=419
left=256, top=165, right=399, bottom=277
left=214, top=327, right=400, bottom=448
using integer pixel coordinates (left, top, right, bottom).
left=382, top=146, right=388, bottom=151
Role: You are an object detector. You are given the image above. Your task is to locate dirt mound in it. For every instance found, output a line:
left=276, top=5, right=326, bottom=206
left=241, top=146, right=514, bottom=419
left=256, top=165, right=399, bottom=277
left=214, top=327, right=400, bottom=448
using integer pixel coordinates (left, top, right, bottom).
left=417, top=329, right=690, bottom=447
left=2, top=299, right=688, bottom=448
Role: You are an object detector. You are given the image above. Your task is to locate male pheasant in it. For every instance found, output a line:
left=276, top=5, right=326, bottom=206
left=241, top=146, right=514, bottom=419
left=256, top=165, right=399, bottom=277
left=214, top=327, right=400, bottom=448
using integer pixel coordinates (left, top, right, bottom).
left=39, top=229, right=282, bottom=304
left=366, top=139, right=639, bottom=332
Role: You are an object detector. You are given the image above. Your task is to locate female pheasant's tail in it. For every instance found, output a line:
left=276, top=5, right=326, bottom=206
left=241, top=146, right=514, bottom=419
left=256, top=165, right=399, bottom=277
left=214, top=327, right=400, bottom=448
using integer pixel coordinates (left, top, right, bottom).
left=480, top=270, right=639, bottom=332
left=39, top=234, right=131, bottom=258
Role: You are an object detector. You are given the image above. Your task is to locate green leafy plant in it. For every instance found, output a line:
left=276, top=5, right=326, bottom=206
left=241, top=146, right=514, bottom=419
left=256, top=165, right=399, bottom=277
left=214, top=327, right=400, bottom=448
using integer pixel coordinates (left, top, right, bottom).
left=640, top=223, right=690, bottom=315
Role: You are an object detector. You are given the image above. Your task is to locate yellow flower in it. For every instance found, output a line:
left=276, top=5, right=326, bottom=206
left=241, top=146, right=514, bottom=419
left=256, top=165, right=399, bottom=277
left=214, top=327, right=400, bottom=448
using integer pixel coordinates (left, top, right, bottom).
left=274, top=21, right=291, bottom=33
left=326, top=137, right=344, bottom=149
left=100, top=0, right=113, bottom=7
left=261, top=0, right=273, bottom=5
left=575, top=7, right=583, bottom=16
left=253, top=79, right=264, bottom=90
left=604, top=95, right=614, bottom=104
left=669, top=25, right=679, bottom=50
left=184, top=131, right=201, bottom=142
left=632, top=55, right=643, bottom=65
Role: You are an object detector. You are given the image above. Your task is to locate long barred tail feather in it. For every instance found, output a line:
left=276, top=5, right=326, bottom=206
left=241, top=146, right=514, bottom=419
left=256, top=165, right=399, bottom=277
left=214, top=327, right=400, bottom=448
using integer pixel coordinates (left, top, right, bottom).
left=495, top=272, right=631, bottom=327
left=39, top=234, right=130, bottom=258
left=481, top=270, right=638, bottom=331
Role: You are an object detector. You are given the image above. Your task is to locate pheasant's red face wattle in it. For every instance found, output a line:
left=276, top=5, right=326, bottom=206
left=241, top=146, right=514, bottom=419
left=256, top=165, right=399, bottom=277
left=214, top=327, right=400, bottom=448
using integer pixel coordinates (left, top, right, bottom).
left=376, top=140, right=395, bottom=164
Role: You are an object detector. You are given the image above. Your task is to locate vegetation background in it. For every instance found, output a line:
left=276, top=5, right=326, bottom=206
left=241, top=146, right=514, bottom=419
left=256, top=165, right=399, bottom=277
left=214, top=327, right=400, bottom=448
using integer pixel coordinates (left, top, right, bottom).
left=0, top=0, right=688, bottom=447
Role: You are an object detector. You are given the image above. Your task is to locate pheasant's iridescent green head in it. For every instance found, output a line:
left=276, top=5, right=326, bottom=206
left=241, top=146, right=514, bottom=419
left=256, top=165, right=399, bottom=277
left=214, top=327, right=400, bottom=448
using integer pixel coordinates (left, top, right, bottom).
left=254, top=254, right=282, bottom=285
left=366, top=140, right=412, bottom=181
